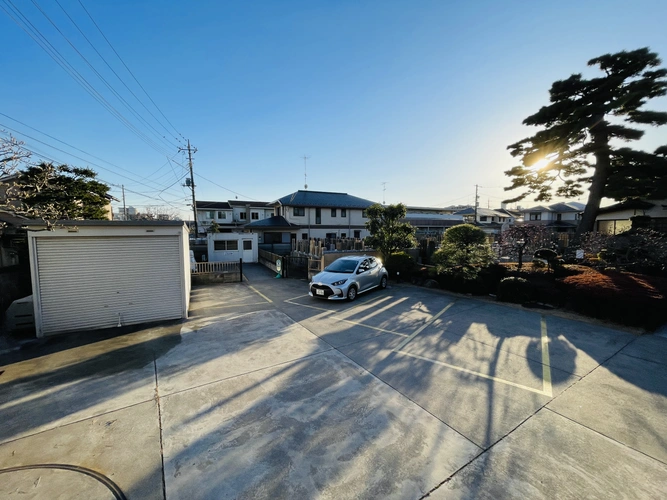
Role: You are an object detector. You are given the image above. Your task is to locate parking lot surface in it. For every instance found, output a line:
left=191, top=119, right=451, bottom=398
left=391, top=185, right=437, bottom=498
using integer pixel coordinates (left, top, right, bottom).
left=1, top=264, right=666, bottom=499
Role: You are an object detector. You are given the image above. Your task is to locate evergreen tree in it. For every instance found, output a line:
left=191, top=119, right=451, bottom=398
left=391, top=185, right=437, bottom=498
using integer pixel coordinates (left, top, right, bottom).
left=14, top=162, right=110, bottom=222
left=364, top=203, right=416, bottom=261
left=505, top=48, right=667, bottom=235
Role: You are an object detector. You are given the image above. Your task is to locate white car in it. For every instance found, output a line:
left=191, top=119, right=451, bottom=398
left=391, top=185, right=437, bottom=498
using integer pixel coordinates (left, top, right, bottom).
left=309, top=255, right=388, bottom=301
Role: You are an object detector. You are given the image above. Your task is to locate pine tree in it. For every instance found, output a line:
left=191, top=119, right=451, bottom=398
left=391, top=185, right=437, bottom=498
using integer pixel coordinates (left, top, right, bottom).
left=505, top=48, right=667, bottom=235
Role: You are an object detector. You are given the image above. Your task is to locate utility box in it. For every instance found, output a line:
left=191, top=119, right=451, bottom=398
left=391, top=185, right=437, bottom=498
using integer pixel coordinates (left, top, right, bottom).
left=5, top=295, right=34, bottom=333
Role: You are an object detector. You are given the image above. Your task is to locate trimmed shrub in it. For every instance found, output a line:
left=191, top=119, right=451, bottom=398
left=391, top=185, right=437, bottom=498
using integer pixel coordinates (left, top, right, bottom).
left=497, top=277, right=536, bottom=304
left=436, top=266, right=486, bottom=294
left=384, top=251, right=416, bottom=280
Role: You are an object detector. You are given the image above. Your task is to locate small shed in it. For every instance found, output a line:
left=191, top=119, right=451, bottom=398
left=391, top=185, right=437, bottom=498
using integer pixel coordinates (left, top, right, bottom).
left=207, top=232, right=258, bottom=263
left=28, top=220, right=191, bottom=337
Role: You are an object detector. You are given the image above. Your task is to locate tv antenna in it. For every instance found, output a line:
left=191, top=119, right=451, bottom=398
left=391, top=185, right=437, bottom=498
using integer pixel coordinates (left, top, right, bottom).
left=301, top=155, right=310, bottom=189
left=381, top=182, right=387, bottom=204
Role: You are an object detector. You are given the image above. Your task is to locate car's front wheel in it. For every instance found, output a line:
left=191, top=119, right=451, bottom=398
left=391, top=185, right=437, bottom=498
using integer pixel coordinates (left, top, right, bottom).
left=380, top=276, right=387, bottom=289
left=347, top=285, right=358, bottom=301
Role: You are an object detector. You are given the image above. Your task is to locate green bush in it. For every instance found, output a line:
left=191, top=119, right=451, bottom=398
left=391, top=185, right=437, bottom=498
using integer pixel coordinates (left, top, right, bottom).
left=497, top=277, right=536, bottom=304
left=384, top=251, right=416, bottom=280
left=436, top=266, right=486, bottom=294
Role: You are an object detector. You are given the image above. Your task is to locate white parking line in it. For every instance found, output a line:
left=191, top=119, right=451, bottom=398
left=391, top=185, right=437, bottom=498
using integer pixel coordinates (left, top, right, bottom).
left=392, top=302, right=457, bottom=352
left=248, top=285, right=273, bottom=303
left=393, top=350, right=551, bottom=396
left=541, top=315, right=553, bottom=397
left=286, top=298, right=408, bottom=337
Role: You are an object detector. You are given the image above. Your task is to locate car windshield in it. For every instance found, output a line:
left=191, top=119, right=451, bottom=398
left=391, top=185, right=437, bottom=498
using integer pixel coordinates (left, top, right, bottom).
left=324, top=259, right=358, bottom=273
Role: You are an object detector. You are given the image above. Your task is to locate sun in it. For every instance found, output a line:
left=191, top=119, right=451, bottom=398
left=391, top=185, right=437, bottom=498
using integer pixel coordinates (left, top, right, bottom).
left=530, top=158, right=551, bottom=171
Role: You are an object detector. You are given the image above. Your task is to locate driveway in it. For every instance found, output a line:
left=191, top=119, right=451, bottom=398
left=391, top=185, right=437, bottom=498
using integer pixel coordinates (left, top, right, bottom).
left=1, top=264, right=666, bottom=499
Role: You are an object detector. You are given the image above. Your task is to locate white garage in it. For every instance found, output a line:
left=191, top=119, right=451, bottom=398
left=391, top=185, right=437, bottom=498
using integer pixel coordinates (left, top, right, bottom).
left=28, top=221, right=191, bottom=337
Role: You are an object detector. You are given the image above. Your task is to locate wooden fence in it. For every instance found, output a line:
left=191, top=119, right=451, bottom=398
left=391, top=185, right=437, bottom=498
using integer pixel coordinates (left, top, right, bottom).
left=192, top=260, right=242, bottom=282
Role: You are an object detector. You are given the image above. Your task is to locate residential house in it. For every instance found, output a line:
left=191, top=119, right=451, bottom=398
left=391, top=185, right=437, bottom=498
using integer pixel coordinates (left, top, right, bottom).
left=402, top=212, right=464, bottom=238
left=243, top=190, right=375, bottom=250
left=453, top=207, right=518, bottom=237
left=519, top=202, right=585, bottom=233
left=195, top=200, right=273, bottom=234
left=596, top=199, right=667, bottom=234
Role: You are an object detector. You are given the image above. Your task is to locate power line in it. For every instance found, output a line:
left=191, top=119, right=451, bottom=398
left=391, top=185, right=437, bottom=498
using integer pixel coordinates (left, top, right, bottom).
left=5, top=138, right=190, bottom=213
left=0, top=0, right=175, bottom=157
left=195, top=172, right=259, bottom=201
left=54, top=0, right=183, bottom=146
left=0, top=112, right=174, bottom=186
left=28, top=0, right=178, bottom=152
left=0, top=124, right=186, bottom=197
left=76, top=0, right=186, bottom=142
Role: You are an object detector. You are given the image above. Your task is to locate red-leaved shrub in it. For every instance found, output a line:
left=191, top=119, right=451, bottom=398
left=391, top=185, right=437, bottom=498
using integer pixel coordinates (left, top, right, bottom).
left=559, top=268, right=667, bottom=330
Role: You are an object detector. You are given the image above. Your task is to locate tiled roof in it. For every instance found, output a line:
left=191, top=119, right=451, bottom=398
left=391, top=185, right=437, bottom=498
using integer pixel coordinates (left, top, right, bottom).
left=275, top=190, right=376, bottom=209
left=523, top=202, right=585, bottom=213
left=228, top=200, right=271, bottom=208
left=196, top=201, right=232, bottom=210
left=244, top=216, right=299, bottom=229
left=453, top=207, right=511, bottom=218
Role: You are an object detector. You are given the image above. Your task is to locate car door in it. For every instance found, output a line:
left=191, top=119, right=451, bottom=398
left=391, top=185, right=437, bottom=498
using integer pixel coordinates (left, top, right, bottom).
left=368, top=257, right=380, bottom=285
left=356, top=259, right=372, bottom=291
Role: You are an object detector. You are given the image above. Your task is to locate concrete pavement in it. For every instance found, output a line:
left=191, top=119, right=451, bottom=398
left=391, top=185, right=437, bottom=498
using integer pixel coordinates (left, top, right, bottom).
left=0, top=263, right=666, bottom=499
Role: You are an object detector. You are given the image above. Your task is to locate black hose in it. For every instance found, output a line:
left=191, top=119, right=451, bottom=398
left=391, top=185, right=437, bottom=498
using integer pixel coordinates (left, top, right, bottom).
left=0, top=463, right=127, bottom=500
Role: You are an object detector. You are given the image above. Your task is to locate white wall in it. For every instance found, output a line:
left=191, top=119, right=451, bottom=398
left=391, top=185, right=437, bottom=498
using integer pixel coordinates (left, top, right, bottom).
left=208, top=233, right=258, bottom=263
left=282, top=206, right=368, bottom=229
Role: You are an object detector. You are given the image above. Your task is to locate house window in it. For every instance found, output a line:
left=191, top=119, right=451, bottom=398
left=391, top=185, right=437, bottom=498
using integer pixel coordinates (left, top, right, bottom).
left=362, top=210, right=367, bottom=218
left=217, top=211, right=226, bottom=219
left=480, top=216, right=488, bottom=222
left=293, top=207, right=305, bottom=216
left=316, top=208, right=321, bottom=224
left=302, top=233, right=308, bottom=239
left=207, top=211, right=215, bottom=219
left=354, top=230, right=361, bottom=238
left=326, top=232, right=337, bottom=239
left=243, top=240, right=252, bottom=250
left=331, top=208, right=336, bottom=217
left=251, top=212, right=259, bottom=220
left=214, top=240, right=239, bottom=251
left=341, top=209, right=347, bottom=217
left=341, top=233, right=346, bottom=238
left=239, top=212, right=247, bottom=220
left=557, top=213, right=562, bottom=221
left=529, top=212, right=541, bottom=221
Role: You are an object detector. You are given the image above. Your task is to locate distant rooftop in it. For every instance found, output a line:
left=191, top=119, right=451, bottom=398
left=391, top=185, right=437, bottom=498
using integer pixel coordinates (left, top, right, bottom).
left=523, top=202, right=585, bottom=212
left=275, top=190, right=376, bottom=209
left=196, top=201, right=232, bottom=210
left=228, top=199, right=271, bottom=207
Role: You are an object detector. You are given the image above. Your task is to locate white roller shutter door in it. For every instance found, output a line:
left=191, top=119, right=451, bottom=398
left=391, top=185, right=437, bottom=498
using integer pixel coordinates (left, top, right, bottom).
left=35, top=236, right=184, bottom=335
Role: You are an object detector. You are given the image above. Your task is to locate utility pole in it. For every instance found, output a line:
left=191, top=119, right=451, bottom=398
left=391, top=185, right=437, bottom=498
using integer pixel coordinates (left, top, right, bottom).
left=179, top=140, right=198, bottom=235
left=381, top=182, right=387, bottom=205
left=122, top=185, right=127, bottom=220
left=474, top=184, right=479, bottom=223
left=301, top=155, right=310, bottom=190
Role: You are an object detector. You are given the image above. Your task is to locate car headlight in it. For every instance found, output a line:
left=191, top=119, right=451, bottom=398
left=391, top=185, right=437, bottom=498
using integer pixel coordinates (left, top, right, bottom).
left=331, top=279, right=348, bottom=286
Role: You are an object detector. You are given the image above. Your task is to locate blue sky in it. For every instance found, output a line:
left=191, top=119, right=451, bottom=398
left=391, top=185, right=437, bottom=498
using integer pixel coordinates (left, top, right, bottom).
left=2, top=0, right=666, bottom=218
